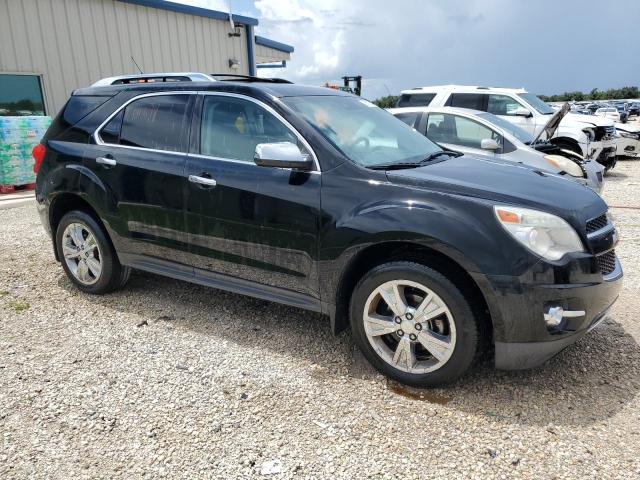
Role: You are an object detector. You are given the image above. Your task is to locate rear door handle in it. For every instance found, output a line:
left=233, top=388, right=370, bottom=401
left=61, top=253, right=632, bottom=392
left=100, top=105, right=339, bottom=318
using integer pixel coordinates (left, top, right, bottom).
left=188, top=175, right=217, bottom=187
left=96, top=156, right=117, bottom=166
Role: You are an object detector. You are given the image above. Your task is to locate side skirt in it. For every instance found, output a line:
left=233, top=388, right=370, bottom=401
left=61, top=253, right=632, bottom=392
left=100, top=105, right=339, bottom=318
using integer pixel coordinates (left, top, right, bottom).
left=119, top=253, right=322, bottom=313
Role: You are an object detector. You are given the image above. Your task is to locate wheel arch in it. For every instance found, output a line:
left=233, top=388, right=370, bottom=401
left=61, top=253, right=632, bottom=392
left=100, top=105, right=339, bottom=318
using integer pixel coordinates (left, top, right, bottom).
left=332, top=240, right=494, bottom=353
left=49, top=193, right=110, bottom=262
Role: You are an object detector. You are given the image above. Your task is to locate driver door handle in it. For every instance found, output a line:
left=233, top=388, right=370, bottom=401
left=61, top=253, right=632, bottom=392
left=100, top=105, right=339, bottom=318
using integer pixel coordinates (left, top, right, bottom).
left=188, top=175, right=217, bottom=187
left=96, top=156, right=117, bottom=166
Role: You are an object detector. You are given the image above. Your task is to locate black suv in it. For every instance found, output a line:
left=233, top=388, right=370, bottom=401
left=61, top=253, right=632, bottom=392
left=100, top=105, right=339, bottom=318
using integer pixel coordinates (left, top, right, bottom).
left=35, top=80, right=622, bottom=386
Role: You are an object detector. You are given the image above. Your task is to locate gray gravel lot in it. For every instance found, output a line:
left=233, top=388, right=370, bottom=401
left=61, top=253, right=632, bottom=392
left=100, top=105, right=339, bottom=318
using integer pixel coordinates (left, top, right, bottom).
left=2, top=162, right=640, bottom=479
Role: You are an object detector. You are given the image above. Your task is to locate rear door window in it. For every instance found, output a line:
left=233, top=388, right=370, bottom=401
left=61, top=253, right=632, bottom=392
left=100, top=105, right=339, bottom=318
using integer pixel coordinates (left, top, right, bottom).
left=396, top=93, right=436, bottom=107
left=116, top=94, right=192, bottom=152
left=446, top=93, right=486, bottom=111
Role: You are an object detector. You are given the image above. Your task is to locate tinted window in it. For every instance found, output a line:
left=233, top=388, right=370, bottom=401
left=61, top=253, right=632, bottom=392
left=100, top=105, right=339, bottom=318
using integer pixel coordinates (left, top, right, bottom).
left=119, top=95, right=191, bottom=152
left=396, top=93, right=436, bottom=107
left=447, top=93, right=485, bottom=111
left=200, top=96, right=299, bottom=162
left=0, top=74, right=46, bottom=116
left=64, top=95, right=111, bottom=125
left=100, top=110, right=123, bottom=144
left=393, top=112, right=420, bottom=128
left=487, top=94, right=523, bottom=116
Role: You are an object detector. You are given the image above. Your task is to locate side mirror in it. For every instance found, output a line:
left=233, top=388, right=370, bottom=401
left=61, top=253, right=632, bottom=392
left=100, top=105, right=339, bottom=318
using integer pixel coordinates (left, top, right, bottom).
left=480, top=138, right=500, bottom=151
left=513, top=107, right=532, bottom=117
left=254, top=142, right=313, bottom=170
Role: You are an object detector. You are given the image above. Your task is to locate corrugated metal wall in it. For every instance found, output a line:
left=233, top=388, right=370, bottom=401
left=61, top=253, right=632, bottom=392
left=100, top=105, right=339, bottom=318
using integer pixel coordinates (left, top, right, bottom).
left=0, top=0, right=250, bottom=115
left=254, top=44, right=289, bottom=65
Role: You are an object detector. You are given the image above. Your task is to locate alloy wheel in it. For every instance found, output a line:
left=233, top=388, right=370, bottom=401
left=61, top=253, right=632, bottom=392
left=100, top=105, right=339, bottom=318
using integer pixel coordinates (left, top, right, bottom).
left=363, top=279, right=457, bottom=374
left=61, top=222, right=103, bottom=285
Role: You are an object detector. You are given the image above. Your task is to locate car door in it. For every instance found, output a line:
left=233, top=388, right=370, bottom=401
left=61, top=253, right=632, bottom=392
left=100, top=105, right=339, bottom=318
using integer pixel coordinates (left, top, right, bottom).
left=86, top=92, right=194, bottom=265
left=184, top=93, right=321, bottom=298
left=423, top=112, right=501, bottom=158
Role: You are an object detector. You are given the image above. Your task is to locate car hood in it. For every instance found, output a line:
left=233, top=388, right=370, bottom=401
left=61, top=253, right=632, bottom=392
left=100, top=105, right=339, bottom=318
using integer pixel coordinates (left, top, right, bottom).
left=386, top=155, right=606, bottom=222
left=615, top=122, right=640, bottom=133
left=534, top=103, right=570, bottom=142
left=563, top=113, right=615, bottom=127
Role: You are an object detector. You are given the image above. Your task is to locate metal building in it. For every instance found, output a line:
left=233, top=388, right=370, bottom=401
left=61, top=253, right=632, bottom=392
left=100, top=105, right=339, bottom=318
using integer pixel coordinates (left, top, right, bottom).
left=0, top=0, right=294, bottom=116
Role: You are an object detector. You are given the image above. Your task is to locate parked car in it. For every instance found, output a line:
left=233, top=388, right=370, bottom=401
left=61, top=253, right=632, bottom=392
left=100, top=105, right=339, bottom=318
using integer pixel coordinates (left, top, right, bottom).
left=396, top=86, right=618, bottom=170
left=594, top=107, right=621, bottom=122
left=388, top=104, right=604, bottom=193
left=35, top=79, right=622, bottom=386
left=625, top=102, right=640, bottom=117
left=614, top=123, right=640, bottom=158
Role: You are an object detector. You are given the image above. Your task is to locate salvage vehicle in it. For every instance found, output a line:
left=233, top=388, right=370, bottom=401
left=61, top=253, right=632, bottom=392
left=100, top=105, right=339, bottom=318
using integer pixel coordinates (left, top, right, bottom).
left=594, top=107, right=621, bottom=123
left=35, top=78, right=622, bottom=386
left=388, top=104, right=604, bottom=194
left=396, top=85, right=618, bottom=170
left=614, top=122, right=640, bottom=158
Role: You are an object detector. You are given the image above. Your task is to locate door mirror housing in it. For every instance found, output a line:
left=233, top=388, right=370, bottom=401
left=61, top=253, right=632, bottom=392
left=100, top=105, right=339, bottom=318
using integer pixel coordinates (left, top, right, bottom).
left=254, top=142, right=313, bottom=170
left=480, top=138, right=500, bottom=151
left=513, top=107, right=532, bottom=117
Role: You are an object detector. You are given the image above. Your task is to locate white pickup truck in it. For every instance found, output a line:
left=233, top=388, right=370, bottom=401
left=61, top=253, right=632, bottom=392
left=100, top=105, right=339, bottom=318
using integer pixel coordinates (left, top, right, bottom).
left=396, top=85, right=618, bottom=170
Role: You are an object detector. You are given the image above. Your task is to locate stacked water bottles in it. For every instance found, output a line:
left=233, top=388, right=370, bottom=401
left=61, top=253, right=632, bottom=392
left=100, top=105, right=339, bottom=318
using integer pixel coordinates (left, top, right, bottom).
left=0, top=116, right=52, bottom=189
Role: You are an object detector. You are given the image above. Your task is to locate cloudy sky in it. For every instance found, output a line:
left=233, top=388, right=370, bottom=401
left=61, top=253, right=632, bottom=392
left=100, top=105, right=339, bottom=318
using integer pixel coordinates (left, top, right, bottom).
left=179, top=0, right=640, bottom=100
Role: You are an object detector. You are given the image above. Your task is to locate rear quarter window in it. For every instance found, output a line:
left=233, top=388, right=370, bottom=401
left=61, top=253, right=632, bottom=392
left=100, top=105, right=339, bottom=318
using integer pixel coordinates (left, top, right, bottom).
left=63, top=95, right=112, bottom=125
left=396, top=93, right=436, bottom=108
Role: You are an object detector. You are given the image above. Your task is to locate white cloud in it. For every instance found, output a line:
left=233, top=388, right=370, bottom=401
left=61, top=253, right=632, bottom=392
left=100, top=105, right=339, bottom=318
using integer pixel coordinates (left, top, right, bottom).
left=179, top=0, right=230, bottom=13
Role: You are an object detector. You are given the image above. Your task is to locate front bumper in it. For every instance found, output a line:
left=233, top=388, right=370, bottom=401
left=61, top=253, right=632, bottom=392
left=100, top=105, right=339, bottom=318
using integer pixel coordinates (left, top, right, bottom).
left=474, top=252, right=623, bottom=371
left=615, top=135, right=640, bottom=158
left=582, top=160, right=605, bottom=195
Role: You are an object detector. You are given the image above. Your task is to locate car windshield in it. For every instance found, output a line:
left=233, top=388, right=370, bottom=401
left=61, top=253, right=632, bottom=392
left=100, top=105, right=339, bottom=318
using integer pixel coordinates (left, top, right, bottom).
left=518, top=92, right=555, bottom=115
left=282, top=95, right=441, bottom=168
left=477, top=112, right=535, bottom=144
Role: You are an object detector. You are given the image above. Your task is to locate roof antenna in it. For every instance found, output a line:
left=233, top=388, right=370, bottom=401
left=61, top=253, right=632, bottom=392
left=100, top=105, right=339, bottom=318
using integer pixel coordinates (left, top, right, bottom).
left=228, top=8, right=240, bottom=37
left=131, top=56, right=144, bottom=74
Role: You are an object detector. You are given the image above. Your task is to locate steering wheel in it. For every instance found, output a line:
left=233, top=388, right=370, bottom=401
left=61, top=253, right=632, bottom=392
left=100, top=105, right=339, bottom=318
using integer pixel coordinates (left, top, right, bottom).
left=352, top=136, right=370, bottom=149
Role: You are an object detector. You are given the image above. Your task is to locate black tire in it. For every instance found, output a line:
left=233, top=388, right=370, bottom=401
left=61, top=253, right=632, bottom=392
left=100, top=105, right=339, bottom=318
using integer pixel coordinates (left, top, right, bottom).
left=349, top=261, right=479, bottom=387
left=55, top=210, right=130, bottom=294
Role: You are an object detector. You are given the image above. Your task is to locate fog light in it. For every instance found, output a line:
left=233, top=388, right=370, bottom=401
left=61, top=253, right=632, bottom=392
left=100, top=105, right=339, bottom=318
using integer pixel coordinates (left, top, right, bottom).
left=544, top=306, right=564, bottom=328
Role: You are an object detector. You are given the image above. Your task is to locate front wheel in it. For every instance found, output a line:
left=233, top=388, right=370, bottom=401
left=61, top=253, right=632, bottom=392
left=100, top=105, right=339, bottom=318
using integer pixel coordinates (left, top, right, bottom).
left=56, top=210, right=130, bottom=294
left=350, top=262, right=479, bottom=387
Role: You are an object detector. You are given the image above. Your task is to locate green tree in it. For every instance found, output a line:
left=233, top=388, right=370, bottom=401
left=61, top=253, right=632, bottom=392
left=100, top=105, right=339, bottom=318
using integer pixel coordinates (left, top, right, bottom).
left=372, top=95, right=399, bottom=109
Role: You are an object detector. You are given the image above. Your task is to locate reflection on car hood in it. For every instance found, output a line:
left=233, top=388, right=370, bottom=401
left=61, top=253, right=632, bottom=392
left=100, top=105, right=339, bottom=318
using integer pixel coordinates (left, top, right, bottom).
left=386, top=154, right=606, bottom=219
left=563, top=113, right=615, bottom=127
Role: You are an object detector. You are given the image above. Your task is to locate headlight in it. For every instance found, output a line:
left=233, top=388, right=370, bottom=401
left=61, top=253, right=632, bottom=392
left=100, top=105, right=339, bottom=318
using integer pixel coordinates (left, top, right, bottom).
left=544, top=154, right=584, bottom=177
left=582, top=127, right=595, bottom=142
left=494, top=206, right=584, bottom=261
left=619, top=131, right=640, bottom=140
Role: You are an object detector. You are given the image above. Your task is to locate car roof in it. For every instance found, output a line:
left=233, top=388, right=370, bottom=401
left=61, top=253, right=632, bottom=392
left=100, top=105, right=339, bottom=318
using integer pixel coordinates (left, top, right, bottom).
left=73, top=81, right=353, bottom=99
left=400, top=85, right=528, bottom=95
left=388, top=106, right=486, bottom=116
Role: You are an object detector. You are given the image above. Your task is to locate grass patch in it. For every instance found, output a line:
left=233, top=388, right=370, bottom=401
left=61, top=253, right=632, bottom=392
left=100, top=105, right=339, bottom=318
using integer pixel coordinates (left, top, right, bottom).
left=0, top=291, right=9, bottom=297
left=7, top=300, right=30, bottom=313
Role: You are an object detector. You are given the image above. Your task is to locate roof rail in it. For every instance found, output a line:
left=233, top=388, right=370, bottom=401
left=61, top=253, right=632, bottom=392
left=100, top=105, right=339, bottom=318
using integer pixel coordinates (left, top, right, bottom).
left=91, top=72, right=216, bottom=86
left=210, top=73, right=293, bottom=84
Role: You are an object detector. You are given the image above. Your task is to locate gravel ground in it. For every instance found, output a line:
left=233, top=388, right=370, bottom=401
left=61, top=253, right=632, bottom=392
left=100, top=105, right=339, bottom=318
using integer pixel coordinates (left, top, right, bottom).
left=2, top=162, right=640, bottom=479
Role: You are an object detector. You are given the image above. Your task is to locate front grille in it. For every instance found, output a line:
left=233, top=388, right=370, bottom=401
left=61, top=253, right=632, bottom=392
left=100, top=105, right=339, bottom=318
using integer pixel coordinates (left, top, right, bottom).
left=586, top=214, right=608, bottom=234
left=596, top=250, right=616, bottom=275
left=594, top=126, right=616, bottom=141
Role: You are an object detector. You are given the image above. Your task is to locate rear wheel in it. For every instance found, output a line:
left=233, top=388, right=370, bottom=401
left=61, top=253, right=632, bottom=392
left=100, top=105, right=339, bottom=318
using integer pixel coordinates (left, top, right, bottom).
left=56, top=210, right=130, bottom=294
left=350, top=262, right=479, bottom=387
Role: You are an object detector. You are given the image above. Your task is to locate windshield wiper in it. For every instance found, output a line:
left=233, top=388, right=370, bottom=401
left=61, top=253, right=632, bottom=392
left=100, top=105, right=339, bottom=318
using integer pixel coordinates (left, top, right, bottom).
left=368, top=151, right=462, bottom=170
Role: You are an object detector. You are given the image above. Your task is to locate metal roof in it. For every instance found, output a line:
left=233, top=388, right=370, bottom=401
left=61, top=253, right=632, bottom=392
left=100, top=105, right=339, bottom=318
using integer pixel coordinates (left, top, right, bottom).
left=255, top=35, right=295, bottom=54
left=117, top=0, right=259, bottom=26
